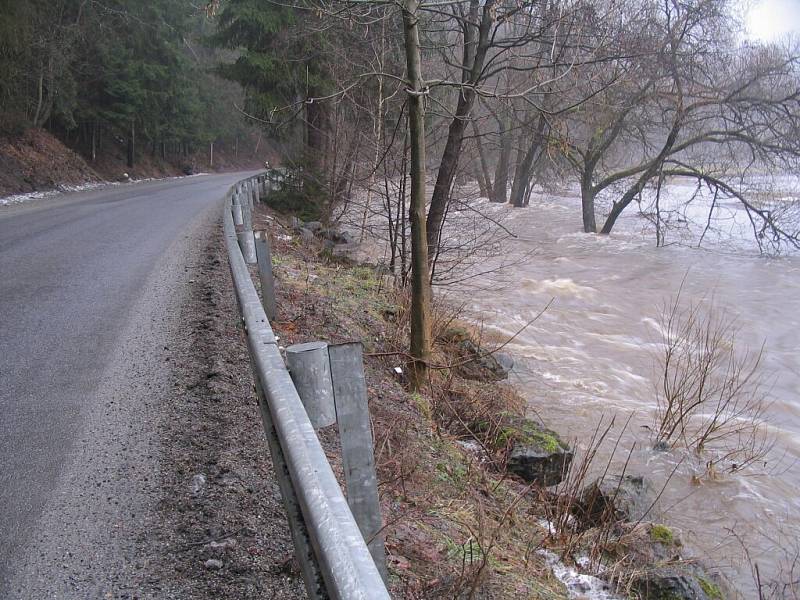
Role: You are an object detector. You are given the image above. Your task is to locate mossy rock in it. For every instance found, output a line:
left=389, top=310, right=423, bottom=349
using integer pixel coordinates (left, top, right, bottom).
left=439, top=326, right=473, bottom=344
left=697, top=576, right=723, bottom=599
left=632, top=567, right=724, bottom=600
left=504, top=418, right=572, bottom=487
left=650, top=524, right=675, bottom=545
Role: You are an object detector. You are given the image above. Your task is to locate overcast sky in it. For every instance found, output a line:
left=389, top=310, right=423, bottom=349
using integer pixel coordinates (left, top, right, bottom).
left=744, top=0, right=800, bottom=41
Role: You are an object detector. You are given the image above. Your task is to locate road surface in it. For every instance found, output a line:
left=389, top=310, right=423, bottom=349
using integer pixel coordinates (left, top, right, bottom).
left=0, top=172, right=254, bottom=597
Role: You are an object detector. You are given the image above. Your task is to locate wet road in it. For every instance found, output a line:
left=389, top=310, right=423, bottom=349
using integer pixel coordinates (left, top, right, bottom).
left=0, top=173, right=250, bottom=595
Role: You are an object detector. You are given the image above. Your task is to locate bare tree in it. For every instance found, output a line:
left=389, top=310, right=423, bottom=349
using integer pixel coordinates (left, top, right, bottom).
left=653, top=291, right=775, bottom=475
left=560, top=0, right=800, bottom=247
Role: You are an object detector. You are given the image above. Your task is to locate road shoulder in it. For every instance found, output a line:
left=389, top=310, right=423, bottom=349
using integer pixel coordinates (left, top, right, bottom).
left=7, top=204, right=304, bottom=598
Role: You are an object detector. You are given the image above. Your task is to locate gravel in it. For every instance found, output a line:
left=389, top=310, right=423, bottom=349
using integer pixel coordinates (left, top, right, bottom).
left=4, top=204, right=306, bottom=599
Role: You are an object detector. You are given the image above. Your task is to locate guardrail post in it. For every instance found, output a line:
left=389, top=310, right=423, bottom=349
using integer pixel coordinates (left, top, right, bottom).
left=254, top=230, right=276, bottom=320
left=285, top=342, right=336, bottom=429
left=327, top=342, right=389, bottom=583
left=253, top=376, right=328, bottom=600
left=237, top=230, right=257, bottom=264
left=232, top=203, right=244, bottom=227
left=241, top=192, right=253, bottom=231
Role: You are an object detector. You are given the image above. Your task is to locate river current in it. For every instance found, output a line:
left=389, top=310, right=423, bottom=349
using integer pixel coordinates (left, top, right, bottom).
left=348, top=178, right=800, bottom=596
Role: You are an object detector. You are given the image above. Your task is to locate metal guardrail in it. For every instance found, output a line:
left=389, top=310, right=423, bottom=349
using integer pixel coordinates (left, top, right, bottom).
left=222, top=175, right=391, bottom=600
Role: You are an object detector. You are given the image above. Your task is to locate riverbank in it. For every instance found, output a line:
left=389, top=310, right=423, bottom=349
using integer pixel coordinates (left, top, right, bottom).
left=249, top=202, right=728, bottom=599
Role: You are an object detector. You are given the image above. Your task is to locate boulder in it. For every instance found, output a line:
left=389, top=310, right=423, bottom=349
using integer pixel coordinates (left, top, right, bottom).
left=454, top=339, right=511, bottom=381
left=298, top=228, right=315, bottom=242
left=439, top=327, right=513, bottom=381
left=320, top=228, right=354, bottom=244
left=632, top=568, right=722, bottom=600
left=494, top=352, right=514, bottom=373
left=304, top=220, right=323, bottom=233
left=574, top=475, right=651, bottom=526
left=505, top=420, right=572, bottom=486
left=610, top=523, right=724, bottom=600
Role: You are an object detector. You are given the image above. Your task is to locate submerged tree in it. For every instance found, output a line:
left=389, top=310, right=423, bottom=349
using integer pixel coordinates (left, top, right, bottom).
left=559, top=0, right=800, bottom=247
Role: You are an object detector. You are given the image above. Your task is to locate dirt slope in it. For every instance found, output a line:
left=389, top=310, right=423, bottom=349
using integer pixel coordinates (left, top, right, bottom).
left=0, top=129, right=101, bottom=197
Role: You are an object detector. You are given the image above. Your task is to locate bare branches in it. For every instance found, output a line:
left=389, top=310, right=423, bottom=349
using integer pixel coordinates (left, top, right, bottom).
left=652, top=291, right=776, bottom=476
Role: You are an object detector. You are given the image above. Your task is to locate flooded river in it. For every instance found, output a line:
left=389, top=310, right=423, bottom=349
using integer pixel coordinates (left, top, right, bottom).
left=347, top=178, right=799, bottom=595
left=453, top=184, right=800, bottom=596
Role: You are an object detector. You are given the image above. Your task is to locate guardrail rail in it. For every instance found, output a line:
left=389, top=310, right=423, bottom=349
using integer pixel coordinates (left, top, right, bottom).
left=221, top=174, right=391, bottom=600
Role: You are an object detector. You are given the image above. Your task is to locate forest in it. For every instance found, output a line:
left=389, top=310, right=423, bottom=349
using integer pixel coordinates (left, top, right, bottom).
left=0, top=0, right=253, bottom=171
left=3, top=0, right=797, bottom=386
left=209, top=0, right=800, bottom=385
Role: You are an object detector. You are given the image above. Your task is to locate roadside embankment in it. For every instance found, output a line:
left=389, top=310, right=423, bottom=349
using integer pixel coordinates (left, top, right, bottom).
left=248, top=201, right=730, bottom=600
left=0, top=128, right=266, bottom=199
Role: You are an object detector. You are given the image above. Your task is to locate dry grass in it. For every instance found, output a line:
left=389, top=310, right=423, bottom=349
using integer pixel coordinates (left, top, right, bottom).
left=249, top=205, right=725, bottom=599
left=252, top=209, right=569, bottom=599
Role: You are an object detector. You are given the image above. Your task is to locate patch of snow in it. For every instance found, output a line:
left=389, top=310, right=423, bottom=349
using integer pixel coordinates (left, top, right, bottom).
left=0, top=181, right=110, bottom=206
left=455, top=439, right=481, bottom=453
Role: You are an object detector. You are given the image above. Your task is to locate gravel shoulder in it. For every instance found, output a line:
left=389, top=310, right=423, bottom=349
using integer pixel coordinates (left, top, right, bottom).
left=5, top=203, right=305, bottom=599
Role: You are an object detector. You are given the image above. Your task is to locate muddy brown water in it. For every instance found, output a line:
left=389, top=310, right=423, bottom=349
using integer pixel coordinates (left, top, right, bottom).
left=347, top=181, right=799, bottom=596
left=454, top=189, right=799, bottom=596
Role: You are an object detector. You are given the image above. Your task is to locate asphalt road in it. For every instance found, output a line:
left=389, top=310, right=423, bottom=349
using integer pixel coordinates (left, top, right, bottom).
left=0, top=172, right=253, bottom=596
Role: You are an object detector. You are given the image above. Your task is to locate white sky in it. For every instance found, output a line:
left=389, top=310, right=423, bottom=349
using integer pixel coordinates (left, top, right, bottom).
left=744, top=0, right=800, bottom=41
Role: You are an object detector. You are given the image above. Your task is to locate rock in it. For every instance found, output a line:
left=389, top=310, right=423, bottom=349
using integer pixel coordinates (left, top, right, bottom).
left=453, top=339, right=511, bottom=381
left=206, top=538, right=237, bottom=555
left=610, top=523, right=723, bottom=600
left=440, top=326, right=513, bottom=381
left=632, top=568, right=721, bottom=600
left=332, top=243, right=358, bottom=258
left=298, top=228, right=314, bottom=242
left=339, top=231, right=355, bottom=244
left=290, top=216, right=304, bottom=230
left=382, top=306, right=399, bottom=322
left=574, top=475, right=651, bottom=526
left=505, top=420, right=572, bottom=486
left=304, top=220, right=323, bottom=233
left=190, top=473, right=207, bottom=497
left=319, top=228, right=355, bottom=246
left=204, top=559, right=224, bottom=570
left=494, top=352, right=514, bottom=373
left=652, top=440, right=670, bottom=451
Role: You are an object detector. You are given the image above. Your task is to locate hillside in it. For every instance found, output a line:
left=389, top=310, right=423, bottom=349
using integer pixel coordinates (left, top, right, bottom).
left=0, top=128, right=269, bottom=198
left=0, top=129, right=101, bottom=197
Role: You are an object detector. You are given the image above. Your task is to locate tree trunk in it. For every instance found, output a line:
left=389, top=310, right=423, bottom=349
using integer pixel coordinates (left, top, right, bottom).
left=306, top=99, right=328, bottom=172
left=127, top=120, right=135, bottom=169
left=473, top=161, right=490, bottom=198
left=493, top=122, right=512, bottom=203
left=471, top=121, right=493, bottom=199
left=402, top=0, right=432, bottom=390
left=581, top=172, right=597, bottom=233
left=91, top=121, right=97, bottom=162
left=425, top=0, right=495, bottom=259
left=32, top=71, right=45, bottom=128
left=510, top=115, right=547, bottom=207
